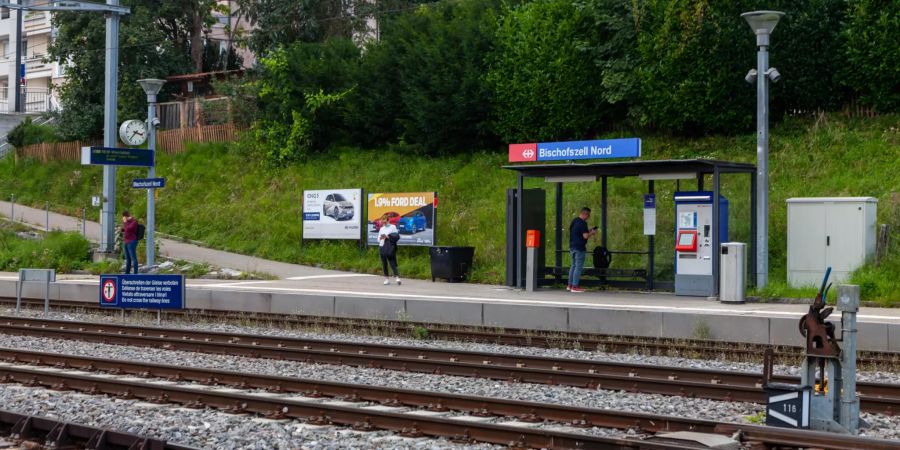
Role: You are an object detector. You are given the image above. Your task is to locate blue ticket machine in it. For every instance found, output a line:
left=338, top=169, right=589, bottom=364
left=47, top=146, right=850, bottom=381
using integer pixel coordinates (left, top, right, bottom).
left=674, top=191, right=728, bottom=296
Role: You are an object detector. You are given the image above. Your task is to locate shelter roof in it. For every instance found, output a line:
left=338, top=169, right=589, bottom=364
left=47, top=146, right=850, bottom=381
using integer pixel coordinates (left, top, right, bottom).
left=503, top=159, right=755, bottom=178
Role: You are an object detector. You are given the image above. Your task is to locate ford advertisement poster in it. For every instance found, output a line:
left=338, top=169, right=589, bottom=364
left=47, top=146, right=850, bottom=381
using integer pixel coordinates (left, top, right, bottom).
left=367, top=192, right=436, bottom=246
left=302, top=189, right=363, bottom=240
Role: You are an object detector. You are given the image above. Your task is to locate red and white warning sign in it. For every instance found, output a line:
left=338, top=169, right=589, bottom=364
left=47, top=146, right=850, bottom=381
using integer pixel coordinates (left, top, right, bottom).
left=101, top=279, right=117, bottom=303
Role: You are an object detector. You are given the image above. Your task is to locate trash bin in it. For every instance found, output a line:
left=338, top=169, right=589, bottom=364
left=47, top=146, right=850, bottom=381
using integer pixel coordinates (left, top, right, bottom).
left=720, top=242, right=746, bottom=303
left=429, top=246, right=474, bottom=282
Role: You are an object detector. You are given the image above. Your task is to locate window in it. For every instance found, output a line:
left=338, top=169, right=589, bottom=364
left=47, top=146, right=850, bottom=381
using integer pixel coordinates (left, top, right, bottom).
left=1, top=8, right=9, bottom=20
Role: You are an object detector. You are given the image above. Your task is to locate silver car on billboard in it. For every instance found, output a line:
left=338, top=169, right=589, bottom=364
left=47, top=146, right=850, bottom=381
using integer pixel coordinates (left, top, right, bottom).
left=323, top=193, right=354, bottom=221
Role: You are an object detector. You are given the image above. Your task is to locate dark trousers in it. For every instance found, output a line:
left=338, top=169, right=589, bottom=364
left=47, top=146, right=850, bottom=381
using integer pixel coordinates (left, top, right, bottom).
left=380, top=253, right=399, bottom=277
left=124, top=241, right=139, bottom=274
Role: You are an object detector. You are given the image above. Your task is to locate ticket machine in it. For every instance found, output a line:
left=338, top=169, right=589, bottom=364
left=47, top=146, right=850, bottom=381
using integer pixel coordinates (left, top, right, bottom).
left=674, top=191, right=728, bottom=296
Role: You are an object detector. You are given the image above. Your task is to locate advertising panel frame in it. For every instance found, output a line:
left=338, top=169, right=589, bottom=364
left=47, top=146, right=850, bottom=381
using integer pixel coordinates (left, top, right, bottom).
left=366, top=192, right=438, bottom=247
left=301, top=188, right=365, bottom=249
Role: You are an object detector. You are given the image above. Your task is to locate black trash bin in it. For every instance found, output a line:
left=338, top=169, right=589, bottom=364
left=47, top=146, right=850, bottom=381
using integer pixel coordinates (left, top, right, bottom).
left=429, top=246, right=474, bottom=282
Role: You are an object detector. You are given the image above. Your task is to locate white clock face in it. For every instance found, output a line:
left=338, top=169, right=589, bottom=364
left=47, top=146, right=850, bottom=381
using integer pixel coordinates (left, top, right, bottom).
left=119, top=120, right=147, bottom=146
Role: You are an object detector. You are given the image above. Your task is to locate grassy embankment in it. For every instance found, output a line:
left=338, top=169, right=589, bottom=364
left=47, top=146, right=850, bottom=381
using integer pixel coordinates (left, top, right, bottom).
left=1, top=114, right=898, bottom=303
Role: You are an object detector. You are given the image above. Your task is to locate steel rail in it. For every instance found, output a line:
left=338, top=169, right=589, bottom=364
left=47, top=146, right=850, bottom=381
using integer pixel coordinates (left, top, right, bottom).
left=0, top=364, right=703, bottom=450
left=1, top=316, right=898, bottom=415
left=1, top=350, right=897, bottom=450
left=0, top=346, right=719, bottom=434
left=0, top=408, right=194, bottom=450
left=4, top=298, right=898, bottom=367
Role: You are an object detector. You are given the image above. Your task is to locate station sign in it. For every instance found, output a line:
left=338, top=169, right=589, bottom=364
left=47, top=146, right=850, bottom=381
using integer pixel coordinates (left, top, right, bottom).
left=99, top=274, right=184, bottom=310
left=132, top=178, right=165, bottom=189
left=765, top=385, right=810, bottom=429
left=508, top=138, right=641, bottom=163
left=81, top=146, right=154, bottom=167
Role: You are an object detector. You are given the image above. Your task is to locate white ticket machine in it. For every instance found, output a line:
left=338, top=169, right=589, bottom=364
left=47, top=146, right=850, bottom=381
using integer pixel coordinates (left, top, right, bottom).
left=674, top=191, right=728, bottom=296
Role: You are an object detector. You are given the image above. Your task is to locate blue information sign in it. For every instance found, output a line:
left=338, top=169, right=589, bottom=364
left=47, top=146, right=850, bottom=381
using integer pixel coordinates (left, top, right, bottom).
left=81, top=146, right=154, bottom=167
left=536, top=138, right=640, bottom=162
left=99, top=274, right=184, bottom=309
left=643, top=194, right=656, bottom=209
left=132, top=178, right=165, bottom=189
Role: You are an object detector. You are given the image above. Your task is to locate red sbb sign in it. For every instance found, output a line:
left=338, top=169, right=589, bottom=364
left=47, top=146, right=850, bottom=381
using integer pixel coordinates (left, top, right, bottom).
left=509, top=143, right=537, bottom=162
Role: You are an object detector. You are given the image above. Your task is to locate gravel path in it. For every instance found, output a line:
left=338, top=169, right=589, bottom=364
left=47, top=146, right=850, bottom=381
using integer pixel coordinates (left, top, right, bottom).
left=0, top=383, right=499, bottom=449
left=5, top=307, right=899, bottom=385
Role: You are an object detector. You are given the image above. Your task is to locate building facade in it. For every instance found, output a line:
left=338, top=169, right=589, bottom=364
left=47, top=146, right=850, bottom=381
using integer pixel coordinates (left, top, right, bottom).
left=0, top=3, right=61, bottom=114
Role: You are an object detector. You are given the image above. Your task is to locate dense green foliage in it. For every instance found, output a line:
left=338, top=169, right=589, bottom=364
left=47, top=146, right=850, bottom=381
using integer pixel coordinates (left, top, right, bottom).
left=233, top=0, right=900, bottom=161
left=3, top=115, right=898, bottom=303
left=0, top=225, right=92, bottom=273
left=840, top=0, right=900, bottom=112
left=6, top=118, right=59, bottom=148
left=486, top=0, right=613, bottom=142
left=251, top=39, right=359, bottom=163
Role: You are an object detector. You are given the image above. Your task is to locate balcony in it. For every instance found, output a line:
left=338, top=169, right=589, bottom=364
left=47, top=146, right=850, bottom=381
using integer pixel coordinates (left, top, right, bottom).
left=0, top=87, right=54, bottom=113
left=24, top=11, right=50, bottom=35
left=25, top=56, right=50, bottom=76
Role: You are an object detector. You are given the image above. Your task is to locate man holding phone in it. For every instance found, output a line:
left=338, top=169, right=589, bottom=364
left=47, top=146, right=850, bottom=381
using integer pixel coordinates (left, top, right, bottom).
left=568, top=207, right=598, bottom=293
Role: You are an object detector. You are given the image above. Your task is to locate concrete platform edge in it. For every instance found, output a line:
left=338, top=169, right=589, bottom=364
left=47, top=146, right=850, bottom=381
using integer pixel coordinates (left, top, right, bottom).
left=1, top=279, right=896, bottom=352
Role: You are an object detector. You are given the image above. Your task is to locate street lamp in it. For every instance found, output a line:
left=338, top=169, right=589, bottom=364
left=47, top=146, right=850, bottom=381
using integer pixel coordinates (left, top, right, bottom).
left=742, top=10, right=783, bottom=289
left=137, top=78, right=165, bottom=268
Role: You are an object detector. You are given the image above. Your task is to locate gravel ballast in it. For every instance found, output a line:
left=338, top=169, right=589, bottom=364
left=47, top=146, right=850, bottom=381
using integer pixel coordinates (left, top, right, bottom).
left=0, top=333, right=898, bottom=441
left=0, top=383, right=499, bottom=449
left=4, top=307, right=898, bottom=385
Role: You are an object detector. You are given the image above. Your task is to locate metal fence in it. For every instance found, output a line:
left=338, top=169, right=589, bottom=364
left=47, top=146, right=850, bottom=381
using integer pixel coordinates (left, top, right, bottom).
left=14, top=123, right=243, bottom=162
left=0, top=87, right=55, bottom=113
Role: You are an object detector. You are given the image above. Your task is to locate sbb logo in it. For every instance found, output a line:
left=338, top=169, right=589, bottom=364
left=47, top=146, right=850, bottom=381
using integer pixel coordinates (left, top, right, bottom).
left=508, top=143, right=538, bottom=162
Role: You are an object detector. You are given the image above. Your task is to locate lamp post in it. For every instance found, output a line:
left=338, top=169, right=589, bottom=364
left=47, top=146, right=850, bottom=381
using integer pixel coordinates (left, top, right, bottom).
left=137, top=78, right=165, bottom=268
left=742, top=10, right=783, bottom=289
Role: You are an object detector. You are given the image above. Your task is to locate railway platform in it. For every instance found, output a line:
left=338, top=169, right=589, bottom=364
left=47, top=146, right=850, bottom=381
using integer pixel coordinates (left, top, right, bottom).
left=2, top=271, right=898, bottom=352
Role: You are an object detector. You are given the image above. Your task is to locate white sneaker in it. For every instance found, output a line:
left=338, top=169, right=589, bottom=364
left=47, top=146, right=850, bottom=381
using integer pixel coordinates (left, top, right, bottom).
left=395, top=277, right=402, bottom=285
left=383, top=278, right=390, bottom=285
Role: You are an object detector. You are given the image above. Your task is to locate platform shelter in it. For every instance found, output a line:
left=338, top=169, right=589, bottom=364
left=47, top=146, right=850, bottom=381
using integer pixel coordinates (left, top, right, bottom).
left=504, top=159, right=757, bottom=296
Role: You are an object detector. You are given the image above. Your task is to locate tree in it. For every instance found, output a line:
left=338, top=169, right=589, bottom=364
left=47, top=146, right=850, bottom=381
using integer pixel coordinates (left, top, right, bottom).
left=487, top=0, right=635, bottom=142
left=378, top=0, right=501, bottom=152
left=841, top=0, right=900, bottom=112
left=48, top=0, right=217, bottom=140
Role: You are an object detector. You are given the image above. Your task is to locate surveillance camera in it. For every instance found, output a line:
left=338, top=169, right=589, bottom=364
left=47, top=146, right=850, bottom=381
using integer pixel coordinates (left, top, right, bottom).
left=766, top=67, right=781, bottom=83
left=744, top=69, right=757, bottom=84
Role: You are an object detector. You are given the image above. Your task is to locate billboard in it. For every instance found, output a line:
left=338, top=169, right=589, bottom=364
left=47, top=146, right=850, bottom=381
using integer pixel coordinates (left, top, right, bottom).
left=303, top=189, right=363, bottom=240
left=367, top=192, right=436, bottom=246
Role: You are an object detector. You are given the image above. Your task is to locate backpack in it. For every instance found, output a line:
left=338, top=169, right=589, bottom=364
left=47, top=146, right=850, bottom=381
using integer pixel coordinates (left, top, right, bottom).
left=593, top=246, right=612, bottom=269
left=136, top=223, right=146, bottom=240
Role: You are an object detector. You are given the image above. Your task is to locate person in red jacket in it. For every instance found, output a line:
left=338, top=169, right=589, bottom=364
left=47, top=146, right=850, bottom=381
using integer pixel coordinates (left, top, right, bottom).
left=121, top=211, right=139, bottom=274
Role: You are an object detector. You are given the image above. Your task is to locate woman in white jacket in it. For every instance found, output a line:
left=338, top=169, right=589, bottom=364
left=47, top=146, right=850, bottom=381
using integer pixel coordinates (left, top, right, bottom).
left=378, top=216, right=401, bottom=285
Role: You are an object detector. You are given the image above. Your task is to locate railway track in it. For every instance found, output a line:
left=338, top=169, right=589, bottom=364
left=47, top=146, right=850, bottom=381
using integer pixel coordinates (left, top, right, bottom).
left=0, top=408, right=192, bottom=449
left=1, top=347, right=897, bottom=450
left=5, top=297, right=898, bottom=368
left=1, top=315, right=898, bottom=415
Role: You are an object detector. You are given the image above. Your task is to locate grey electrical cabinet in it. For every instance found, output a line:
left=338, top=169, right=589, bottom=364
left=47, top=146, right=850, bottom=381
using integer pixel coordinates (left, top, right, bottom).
left=786, top=197, right=877, bottom=287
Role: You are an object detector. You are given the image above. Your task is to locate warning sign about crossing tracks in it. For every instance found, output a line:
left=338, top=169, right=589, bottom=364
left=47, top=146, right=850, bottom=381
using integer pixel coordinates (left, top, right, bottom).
left=99, top=274, right=185, bottom=309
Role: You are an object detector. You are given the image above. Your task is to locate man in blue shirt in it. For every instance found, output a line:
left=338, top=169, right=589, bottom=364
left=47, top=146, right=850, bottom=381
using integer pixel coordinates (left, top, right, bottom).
left=568, top=207, right=598, bottom=292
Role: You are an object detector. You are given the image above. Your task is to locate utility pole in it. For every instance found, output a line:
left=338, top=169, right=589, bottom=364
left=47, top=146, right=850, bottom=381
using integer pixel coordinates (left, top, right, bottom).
left=101, top=0, right=121, bottom=254
left=13, top=0, right=21, bottom=112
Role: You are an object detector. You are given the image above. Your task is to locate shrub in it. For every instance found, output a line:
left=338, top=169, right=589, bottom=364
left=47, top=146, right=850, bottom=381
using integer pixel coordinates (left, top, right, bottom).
left=6, top=117, right=59, bottom=148
left=841, top=0, right=900, bottom=112
left=487, top=0, right=616, bottom=142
